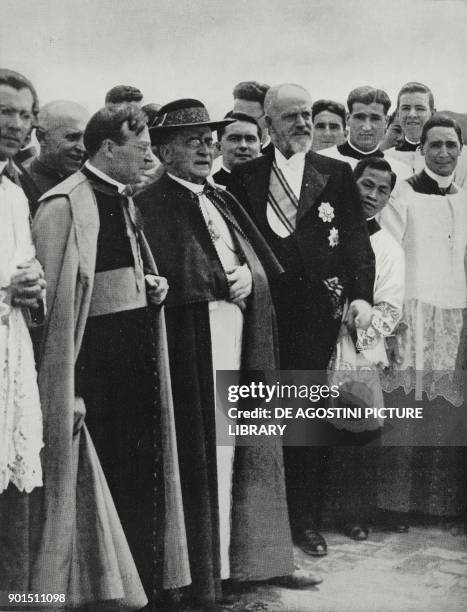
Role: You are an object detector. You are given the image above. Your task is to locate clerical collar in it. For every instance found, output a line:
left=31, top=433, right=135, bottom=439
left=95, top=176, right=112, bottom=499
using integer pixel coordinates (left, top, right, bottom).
left=262, top=135, right=271, bottom=150
left=396, top=137, right=420, bottom=152
left=338, top=139, right=383, bottom=160
left=424, top=166, right=454, bottom=189
left=274, top=147, right=306, bottom=168
left=84, top=161, right=127, bottom=194
left=167, top=172, right=215, bottom=195
left=366, top=217, right=381, bottom=236
left=0, top=160, right=7, bottom=174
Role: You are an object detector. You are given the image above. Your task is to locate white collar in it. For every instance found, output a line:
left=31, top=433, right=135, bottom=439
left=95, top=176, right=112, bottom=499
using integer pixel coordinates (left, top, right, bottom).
left=221, top=164, right=231, bottom=174
left=274, top=147, right=306, bottom=169
left=262, top=135, right=271, bottom=149
left=424, top=165, right=455, bottom=189
left=347, top=138, right=380, bottom=156
left=0, top=160, right=7, bottom=173
left=168, top=172, right=215, bottom=195
left=405, top=137, right=420, bottom=146
left=85, top=161, right=127, bottom=194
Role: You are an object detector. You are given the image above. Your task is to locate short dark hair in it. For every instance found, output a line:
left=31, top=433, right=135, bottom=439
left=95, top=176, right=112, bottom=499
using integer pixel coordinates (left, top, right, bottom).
left=397, top=82, right=435, bottom=111
left=353, top=157, right=397, bottom=191
left=84, top=104, right=147, bottom=157
left=420, top=113, right=463, bottom=147
left=232, top=81, right=270, bottom=105
left=0, top=68, right=39, bottom=117
left=217, top=111, right=262, bottom=141
left=105, top=85, right=143, bottom=105
left=312, top=99, right=346, bottom=128
left=347, top=86, right=391, bottom=115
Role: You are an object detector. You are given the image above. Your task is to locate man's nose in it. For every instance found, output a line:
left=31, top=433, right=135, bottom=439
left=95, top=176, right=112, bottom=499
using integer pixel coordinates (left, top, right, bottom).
left=407, top=106, right=417, bottom=117
left=238, top=138, right=248, bottom=149
left=362, top=117, right=372, bottom=130
left=75, top=137, right=85, bottom=152
left=7, top=112, right=22, bottom=130
left=295, top=114, right=306, bottom=127
left=367, top=187, right=377, bottom=200
left=323, top=125, right=332, bottom=136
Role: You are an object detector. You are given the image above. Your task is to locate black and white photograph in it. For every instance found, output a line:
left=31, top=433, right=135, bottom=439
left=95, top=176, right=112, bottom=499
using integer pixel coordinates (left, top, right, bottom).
left=0, top=1, right=466, bottom=610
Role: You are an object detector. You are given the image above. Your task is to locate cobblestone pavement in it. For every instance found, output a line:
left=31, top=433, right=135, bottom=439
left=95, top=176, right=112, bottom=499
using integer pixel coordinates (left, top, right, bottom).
left=203, top=526, right=467, bottom=612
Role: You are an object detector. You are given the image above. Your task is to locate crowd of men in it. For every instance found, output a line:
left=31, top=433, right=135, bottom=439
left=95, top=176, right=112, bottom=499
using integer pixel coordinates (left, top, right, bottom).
left=0, top=69, right=466, bottom=611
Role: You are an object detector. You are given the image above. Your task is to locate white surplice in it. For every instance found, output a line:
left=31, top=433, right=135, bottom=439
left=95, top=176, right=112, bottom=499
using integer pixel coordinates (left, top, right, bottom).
left=0, top=171, right=43, bottom=494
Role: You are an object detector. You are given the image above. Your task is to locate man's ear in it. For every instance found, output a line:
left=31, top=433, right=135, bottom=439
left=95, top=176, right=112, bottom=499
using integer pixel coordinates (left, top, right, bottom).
left=102, top=138, right=115, bottom=158
left=215, top=141, right=222, bottom=155
left=158, top=143, right=172, bottom=165
left=264, top=115, right=273, bottom=129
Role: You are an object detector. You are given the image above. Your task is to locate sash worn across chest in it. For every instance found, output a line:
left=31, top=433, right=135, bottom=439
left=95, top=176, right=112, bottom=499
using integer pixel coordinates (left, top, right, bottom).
left=266, top=161, right=299, bottom=237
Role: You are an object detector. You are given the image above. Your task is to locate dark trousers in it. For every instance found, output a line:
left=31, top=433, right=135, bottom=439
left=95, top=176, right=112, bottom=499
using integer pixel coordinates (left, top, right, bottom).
left=273, top=276, right=341, bottom=535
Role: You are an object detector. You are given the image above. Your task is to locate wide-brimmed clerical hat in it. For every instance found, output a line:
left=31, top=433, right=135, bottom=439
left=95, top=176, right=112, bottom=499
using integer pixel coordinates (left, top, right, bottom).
left=149, top=98, right=233, bottom=138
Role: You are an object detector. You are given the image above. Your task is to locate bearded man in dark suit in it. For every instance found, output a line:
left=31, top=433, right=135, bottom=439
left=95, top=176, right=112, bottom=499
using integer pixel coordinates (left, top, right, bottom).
left=229, top=83, right=376, bottom=557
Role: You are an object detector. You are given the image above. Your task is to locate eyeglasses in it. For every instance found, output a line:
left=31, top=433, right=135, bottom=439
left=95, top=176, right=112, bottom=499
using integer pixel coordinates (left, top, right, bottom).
left=185, top=136, right=215, bottom=149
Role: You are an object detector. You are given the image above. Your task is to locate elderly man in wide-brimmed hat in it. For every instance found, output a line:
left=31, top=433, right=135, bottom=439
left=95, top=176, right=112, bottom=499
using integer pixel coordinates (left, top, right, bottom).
left=137, top=98, right=322, bottom=607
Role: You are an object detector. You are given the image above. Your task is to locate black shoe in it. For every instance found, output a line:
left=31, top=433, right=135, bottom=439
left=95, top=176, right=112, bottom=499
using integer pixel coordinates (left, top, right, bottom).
left=268, top=567, right=323, bottom=588
left=379, top=509, right=409, bottom=533
left=154, top=587, right=183, bottom=610
left=296, top=529, right=327, bottom=556
left=343, top=523, right=369, bottom=541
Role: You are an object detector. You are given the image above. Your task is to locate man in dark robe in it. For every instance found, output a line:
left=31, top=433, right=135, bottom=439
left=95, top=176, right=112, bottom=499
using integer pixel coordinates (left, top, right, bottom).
left=31, top=104, right=190, bottom=608
left=137, top=98, right=321, bottom=608
left=24, top=100, right=89, bottom=197
left=228, top=83, right=376, bottom=558
left=320, top=86, right=411, bottom=183
left=212, top=111, right=262, bottom=188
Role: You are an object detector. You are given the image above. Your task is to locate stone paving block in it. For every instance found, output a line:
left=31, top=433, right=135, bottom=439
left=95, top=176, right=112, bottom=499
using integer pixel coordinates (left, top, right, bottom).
left=423, top=546, right=467, bottom=560
left=454, top=576, right=467, bottom=588
left=425, top=570, right=458, bottom=589
left=394, top=554, right=441, bottom=574
left=438, top=561, right=467, bottom=575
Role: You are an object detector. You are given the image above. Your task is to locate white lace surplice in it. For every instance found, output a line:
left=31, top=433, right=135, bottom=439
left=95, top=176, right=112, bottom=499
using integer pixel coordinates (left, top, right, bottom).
left=328, top=228, right=405, bottom=431
left=380, top=183, right=467, bottom=406
left=0, top=176, right=43, bottom=493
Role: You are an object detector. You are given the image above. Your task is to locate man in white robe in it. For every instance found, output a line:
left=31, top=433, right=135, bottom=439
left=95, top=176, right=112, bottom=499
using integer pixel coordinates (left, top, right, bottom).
left=378, top=113, right=467, bottom=525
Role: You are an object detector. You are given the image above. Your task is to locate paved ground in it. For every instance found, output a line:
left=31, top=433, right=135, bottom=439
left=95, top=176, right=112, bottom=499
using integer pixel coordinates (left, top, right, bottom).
left=208, top=526, right=467, bottom=612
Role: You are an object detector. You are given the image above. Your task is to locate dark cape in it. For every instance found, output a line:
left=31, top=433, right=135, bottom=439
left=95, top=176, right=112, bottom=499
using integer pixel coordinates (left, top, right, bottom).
left=212, top=166, right=231, bottom=188
left=137, top=173, right=294, bottom=604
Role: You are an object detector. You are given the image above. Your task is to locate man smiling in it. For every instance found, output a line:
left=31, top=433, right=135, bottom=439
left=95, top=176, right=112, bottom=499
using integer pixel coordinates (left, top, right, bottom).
left=25, top=100, right=89, bottom=196
left=385, top=82, right=435, bottom=174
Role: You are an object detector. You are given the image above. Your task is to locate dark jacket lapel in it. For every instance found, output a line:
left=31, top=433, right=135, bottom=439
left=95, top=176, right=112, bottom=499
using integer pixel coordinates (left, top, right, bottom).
left=243, top=153, right=274, bottom=221
left=297, top=152, right=330, bottom=224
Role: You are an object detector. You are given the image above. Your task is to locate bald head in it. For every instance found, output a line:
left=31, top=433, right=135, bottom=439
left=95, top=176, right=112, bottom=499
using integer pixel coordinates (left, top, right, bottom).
left=264, top=84, right=312, bottom=157
left=37, top=100, right=89, bottom=176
